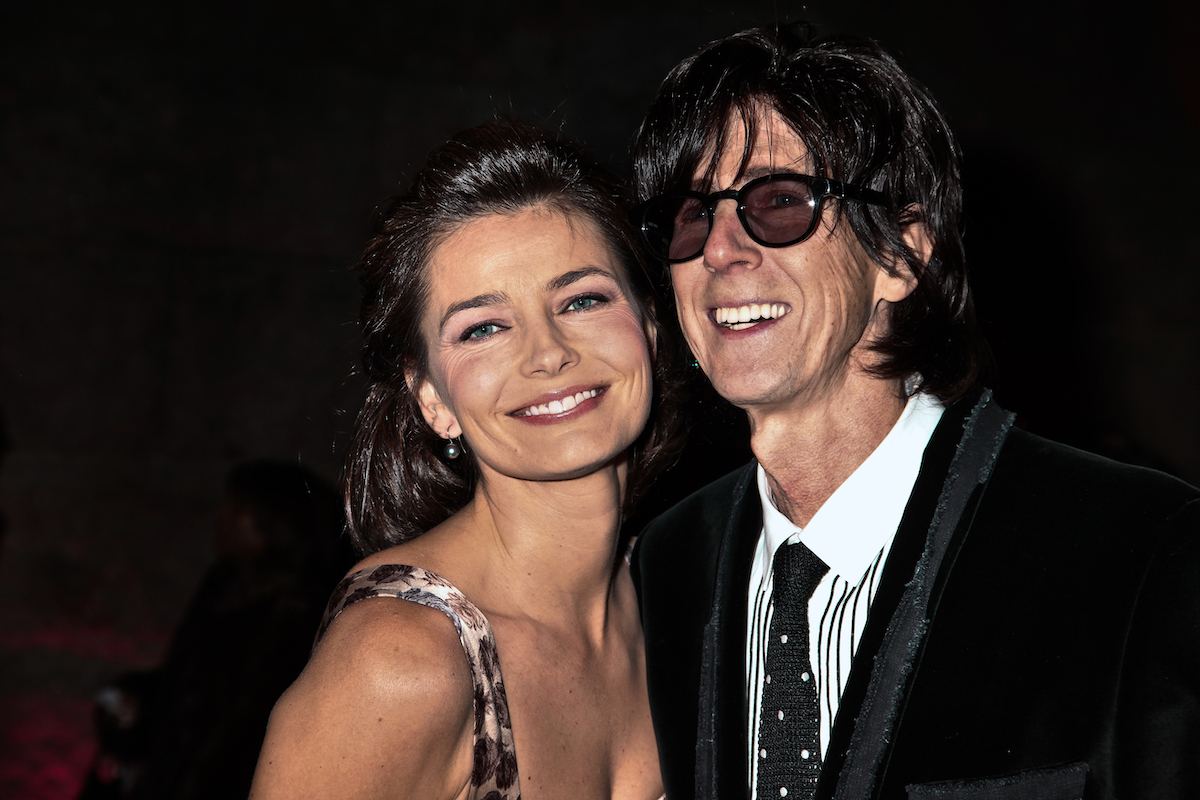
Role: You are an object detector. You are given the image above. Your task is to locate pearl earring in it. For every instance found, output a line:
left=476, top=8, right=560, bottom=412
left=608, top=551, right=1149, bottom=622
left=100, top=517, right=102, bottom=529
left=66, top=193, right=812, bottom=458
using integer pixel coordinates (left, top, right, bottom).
left=443, top=434, right=462, bottom=460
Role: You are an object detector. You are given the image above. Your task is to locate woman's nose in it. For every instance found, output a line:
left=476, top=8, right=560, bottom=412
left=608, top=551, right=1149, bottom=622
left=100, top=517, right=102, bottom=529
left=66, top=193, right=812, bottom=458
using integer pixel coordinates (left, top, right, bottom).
left=523, top=320, right=578, bottom=376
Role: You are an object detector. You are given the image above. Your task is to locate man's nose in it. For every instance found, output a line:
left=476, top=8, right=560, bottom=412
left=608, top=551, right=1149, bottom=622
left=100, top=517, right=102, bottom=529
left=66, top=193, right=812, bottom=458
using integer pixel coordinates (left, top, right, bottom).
left=702, top=200, right=761, bottom=273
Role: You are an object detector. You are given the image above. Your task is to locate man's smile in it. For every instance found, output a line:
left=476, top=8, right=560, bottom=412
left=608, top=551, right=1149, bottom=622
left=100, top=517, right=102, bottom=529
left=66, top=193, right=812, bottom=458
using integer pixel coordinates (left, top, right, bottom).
left=712, top=303, right=792, bottom=331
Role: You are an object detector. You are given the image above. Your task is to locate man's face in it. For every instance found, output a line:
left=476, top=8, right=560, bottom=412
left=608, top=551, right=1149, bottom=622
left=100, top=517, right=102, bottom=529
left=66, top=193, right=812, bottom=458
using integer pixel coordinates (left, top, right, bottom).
left=669, top=109, right=913, bottom=416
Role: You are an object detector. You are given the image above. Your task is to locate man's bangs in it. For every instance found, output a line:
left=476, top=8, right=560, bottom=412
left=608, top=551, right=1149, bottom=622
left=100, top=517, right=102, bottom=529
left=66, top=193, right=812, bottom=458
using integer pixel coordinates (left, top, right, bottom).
left=688, top=96, right=814, bottom=192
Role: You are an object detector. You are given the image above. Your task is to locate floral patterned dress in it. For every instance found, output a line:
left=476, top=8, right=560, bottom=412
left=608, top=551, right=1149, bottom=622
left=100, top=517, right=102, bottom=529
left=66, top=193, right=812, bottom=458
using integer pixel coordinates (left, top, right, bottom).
left=317, top=564, right=521, bottom=800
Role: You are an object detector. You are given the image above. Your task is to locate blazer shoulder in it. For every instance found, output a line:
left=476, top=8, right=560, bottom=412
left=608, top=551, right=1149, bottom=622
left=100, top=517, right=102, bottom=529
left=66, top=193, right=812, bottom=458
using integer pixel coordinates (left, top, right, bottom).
left=974, top=426, right=1200, bottom=583
left=638, top=462, right=756, bottom=552
left=632, top=462, right=757, bottom=601
left=997, top=427, right=1200, bottom=513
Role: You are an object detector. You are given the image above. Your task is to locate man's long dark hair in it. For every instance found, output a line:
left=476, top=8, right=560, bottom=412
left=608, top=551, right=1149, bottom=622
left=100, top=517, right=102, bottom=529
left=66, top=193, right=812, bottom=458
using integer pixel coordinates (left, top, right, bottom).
left=633, top=25, right=992, bottom=402
left=345, top=119, right=685, bottom=554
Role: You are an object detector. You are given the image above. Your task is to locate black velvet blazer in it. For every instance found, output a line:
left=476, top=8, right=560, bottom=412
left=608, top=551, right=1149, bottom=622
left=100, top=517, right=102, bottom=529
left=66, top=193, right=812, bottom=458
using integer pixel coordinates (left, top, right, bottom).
left=632, top=393, right=1200, bottom=800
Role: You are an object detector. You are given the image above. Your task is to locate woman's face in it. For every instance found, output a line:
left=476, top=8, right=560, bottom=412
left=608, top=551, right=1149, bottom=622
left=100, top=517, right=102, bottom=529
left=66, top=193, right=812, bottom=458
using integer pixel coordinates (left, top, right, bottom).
left=413, top=206, right=656, bottom=485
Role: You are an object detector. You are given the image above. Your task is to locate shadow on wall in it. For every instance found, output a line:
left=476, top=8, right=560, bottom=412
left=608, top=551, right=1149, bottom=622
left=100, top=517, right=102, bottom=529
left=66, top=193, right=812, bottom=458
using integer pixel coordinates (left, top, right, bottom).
left=0, top=405, right=8, bottom=553
left=963, top=140, right=1184, bottom=478
left=73, top=461, right=355, bottom=800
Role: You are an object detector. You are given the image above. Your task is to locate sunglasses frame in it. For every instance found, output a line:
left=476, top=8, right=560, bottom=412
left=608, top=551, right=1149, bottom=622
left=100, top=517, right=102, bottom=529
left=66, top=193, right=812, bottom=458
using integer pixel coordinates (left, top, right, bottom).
left=635, top=173, right=888, bottom=264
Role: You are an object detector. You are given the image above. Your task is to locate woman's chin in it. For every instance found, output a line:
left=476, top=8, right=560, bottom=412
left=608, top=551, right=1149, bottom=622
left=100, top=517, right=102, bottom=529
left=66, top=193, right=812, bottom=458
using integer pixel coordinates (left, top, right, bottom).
left=480, top=446, right=632, bottom=486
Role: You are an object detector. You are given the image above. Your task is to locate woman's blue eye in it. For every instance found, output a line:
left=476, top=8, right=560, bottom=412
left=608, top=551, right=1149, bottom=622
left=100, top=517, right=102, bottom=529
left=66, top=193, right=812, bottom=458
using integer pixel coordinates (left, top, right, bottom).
left=566, top=294, right=606, bottom=312
left=464, top=323, right=500, bottom=340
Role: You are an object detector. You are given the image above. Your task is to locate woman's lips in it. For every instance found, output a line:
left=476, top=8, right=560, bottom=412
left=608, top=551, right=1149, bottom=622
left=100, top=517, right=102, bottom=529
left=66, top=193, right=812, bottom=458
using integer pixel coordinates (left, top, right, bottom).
left=513, top=388, right=602, bottom=418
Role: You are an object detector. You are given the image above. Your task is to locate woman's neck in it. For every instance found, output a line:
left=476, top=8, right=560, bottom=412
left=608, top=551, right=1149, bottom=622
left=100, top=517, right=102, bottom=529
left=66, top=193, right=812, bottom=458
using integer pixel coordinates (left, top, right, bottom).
left=413, top=463, right=630, bottom=640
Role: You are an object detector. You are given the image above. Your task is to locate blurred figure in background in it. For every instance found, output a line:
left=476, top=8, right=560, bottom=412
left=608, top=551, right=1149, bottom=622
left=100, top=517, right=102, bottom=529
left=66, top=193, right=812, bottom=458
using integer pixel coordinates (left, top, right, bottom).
left=78, top=460, right=353, bottom=800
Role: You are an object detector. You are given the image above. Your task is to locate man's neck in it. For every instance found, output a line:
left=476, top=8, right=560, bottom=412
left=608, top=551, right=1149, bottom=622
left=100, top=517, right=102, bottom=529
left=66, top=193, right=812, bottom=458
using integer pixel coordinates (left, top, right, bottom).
left=747, top=377, right=908, bottom=528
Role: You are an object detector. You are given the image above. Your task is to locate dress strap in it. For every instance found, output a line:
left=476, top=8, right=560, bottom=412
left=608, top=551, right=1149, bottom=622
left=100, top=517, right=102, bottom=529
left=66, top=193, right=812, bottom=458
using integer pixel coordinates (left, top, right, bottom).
left=319, top=564, right=522, bottom=800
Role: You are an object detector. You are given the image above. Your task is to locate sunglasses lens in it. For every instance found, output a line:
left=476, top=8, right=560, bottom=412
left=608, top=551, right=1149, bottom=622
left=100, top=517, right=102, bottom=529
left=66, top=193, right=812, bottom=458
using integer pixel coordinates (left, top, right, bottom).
left=642, top=195, right=709, bottom=262
left=640, top=177, right=821, bottom=262
left=743, top=178, right=818, bottom=246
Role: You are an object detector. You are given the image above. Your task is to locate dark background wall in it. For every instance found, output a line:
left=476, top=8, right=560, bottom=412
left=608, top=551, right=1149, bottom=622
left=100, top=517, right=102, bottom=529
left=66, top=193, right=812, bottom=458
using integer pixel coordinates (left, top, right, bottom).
left=2, top=1, right=1197, bottom=796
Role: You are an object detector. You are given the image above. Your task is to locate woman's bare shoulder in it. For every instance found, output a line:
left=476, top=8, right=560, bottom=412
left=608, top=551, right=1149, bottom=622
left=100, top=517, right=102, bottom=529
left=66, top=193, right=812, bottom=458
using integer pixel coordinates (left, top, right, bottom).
left=250, top=594, right=475, bottom=800
left=316, top=591, right=470, bottom=689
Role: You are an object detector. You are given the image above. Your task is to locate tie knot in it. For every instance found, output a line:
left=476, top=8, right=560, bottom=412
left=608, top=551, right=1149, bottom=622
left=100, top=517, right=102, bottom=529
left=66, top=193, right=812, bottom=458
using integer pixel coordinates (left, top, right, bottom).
left=772, top=541, right=829, bottom=605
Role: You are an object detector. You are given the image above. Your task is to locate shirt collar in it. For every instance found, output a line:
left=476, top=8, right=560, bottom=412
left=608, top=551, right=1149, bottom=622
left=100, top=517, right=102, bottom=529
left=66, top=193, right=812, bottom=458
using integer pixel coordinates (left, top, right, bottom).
left=757, top=391, right=945, bottom=584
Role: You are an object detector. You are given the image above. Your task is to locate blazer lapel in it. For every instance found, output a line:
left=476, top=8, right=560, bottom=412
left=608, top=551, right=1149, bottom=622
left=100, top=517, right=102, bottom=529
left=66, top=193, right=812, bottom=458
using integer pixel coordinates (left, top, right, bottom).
left=696, top=464, right=763, bottom=800
left=818, top=395, right=975, bottom=796
left=824, top=391, right=1014, bottom=800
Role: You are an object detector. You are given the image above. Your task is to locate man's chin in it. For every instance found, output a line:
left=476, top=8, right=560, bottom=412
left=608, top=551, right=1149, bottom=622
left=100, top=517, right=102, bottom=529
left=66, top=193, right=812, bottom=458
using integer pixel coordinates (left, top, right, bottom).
left=707, top=376, right=793, bottom=411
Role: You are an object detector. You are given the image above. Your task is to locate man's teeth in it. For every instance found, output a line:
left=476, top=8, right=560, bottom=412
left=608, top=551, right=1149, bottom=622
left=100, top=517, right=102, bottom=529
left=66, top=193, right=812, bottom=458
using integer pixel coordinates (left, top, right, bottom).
left=714, top=304, right=789, bottom=328
left=518, top=389, right=600, bottom=417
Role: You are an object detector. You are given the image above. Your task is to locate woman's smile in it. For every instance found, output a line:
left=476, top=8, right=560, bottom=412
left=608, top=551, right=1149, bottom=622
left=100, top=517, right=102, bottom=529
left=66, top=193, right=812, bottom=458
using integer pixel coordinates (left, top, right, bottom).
left=512, top=387, right=604, bottom=419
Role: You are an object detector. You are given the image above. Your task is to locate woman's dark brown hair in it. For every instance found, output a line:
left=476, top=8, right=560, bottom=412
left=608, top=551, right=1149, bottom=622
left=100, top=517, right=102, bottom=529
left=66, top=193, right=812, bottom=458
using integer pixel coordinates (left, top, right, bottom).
left=345, top=119, right=685, bottom=554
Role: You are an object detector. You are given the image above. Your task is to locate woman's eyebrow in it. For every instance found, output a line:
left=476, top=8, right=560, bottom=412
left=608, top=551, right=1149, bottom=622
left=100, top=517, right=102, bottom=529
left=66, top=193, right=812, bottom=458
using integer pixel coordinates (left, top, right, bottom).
left=438, top=291, right=509, bottom=334
left=546, top=266, right=615, bottom=292
left=437, top=267, right=617, bottom=333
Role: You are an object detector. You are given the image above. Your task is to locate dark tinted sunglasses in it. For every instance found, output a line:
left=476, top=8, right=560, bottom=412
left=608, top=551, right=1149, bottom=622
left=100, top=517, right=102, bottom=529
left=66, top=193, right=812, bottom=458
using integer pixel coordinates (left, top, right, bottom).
left=634, top=173, right=887, bottom=264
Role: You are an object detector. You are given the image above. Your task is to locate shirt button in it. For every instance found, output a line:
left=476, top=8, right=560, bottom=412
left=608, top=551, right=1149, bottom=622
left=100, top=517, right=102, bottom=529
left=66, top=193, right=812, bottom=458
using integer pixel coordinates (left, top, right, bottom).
left=781, top=634, right=789, bottom=643
left=778, top=710, right=784, bottom=720
left=765, top=674, right=772, bottom=684
left=780, top=788, right=788, bottom=797
left=801, top=672, right=810, bottom=682
left=760, top=748, right=767, bottom=758
left=801, top=749, right=810, bottom=759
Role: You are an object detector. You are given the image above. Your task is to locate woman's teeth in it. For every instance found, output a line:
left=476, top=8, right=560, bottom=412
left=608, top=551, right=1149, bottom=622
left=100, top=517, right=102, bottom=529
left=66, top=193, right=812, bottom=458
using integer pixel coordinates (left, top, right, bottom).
left=517, top=388, right=600, bottom=417
left=714, top=303, right=789, bottom=328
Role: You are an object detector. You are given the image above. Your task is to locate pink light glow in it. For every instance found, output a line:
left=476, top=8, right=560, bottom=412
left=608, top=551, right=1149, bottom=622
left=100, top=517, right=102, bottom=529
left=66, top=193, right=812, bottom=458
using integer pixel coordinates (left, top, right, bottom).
left=0, top=693, right=96, bottom=800
left=0, top=623, right=169, bottom=667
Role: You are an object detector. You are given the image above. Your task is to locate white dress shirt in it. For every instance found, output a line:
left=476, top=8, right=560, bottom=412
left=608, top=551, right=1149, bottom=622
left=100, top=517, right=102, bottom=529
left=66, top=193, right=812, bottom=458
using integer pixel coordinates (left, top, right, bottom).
left=747, top=392, right=944, bottom=794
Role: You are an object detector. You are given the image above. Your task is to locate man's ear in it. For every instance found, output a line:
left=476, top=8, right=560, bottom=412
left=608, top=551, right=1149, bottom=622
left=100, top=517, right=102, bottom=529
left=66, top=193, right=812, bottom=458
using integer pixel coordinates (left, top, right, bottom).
left=899, top=203, right=934, bottom=268
left=407, top=370, right=461, bottom=439
left=877, top=203, right=930, bottom=303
